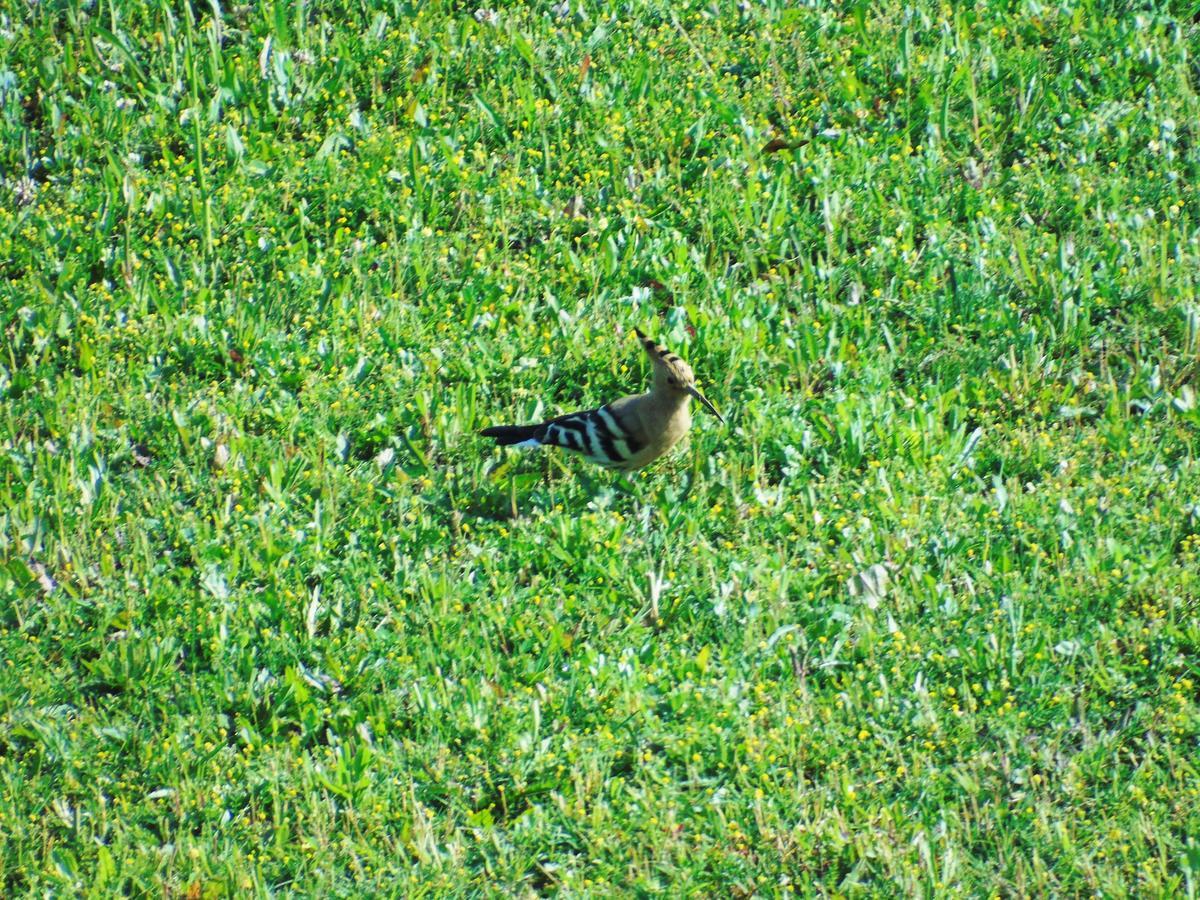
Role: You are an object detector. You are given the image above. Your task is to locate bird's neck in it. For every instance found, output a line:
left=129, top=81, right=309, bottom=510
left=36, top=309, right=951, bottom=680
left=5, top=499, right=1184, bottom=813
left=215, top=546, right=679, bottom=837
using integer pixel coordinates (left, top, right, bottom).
left=646, top=387, right=691, bottom=417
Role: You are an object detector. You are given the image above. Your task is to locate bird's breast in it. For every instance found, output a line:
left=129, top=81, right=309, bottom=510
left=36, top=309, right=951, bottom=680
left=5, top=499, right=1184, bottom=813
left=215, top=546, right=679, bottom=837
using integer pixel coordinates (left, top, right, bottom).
left=658, top=406, right=692, bottom=448
left=616, top=403, right=691, bottom=469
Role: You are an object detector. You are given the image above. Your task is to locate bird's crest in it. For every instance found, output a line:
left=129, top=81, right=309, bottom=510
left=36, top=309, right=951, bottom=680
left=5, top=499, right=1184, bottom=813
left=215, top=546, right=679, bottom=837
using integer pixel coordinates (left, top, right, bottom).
left=633, top=327, right=694, bottom=382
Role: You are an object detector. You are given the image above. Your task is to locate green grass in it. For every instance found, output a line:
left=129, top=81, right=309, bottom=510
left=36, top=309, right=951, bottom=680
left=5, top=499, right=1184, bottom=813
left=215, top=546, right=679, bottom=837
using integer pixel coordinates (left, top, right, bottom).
left=3, top=0, right=1200, bottom=894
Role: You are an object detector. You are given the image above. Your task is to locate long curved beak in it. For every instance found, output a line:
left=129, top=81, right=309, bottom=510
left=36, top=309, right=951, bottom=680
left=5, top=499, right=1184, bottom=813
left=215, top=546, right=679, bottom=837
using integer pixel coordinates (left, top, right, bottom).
left=687, top=385, right=725, bottom=424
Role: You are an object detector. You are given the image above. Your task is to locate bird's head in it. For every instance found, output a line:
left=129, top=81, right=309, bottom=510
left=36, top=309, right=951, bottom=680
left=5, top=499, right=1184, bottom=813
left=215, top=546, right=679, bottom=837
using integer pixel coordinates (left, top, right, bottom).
left=634, top=328, right=725, bottom=423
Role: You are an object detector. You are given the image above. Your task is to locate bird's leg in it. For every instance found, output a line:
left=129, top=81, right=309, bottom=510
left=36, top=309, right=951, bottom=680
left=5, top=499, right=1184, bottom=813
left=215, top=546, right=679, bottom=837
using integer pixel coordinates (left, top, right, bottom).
left=540, top=451, right=555, bottom=508
left=544, top=454, right=574, bottom=508
left=613, top=472, right=651, bottom=524
left=576, top=467, right=599, bottom=497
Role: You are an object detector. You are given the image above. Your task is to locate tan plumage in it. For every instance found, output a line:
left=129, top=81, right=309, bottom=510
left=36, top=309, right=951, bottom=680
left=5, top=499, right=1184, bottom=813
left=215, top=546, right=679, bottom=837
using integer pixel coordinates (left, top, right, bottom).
left=480, top=328, right=724, bottom=470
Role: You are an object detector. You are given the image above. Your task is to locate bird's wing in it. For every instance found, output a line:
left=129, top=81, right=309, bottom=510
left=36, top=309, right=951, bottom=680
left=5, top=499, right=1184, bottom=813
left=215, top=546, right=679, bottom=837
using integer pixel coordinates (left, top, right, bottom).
left=536, top=401, right=646, bottom=467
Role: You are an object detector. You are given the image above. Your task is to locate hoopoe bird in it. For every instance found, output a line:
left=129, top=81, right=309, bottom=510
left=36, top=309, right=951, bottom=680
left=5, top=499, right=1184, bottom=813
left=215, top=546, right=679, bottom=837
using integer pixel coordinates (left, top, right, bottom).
left=480, top=328, right=724, bottom=470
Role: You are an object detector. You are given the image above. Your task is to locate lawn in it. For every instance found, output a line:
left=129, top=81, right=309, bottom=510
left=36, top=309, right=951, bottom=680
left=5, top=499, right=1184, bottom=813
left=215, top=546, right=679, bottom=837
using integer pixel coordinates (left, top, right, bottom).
left=2, top=0, right=1200, bottom=894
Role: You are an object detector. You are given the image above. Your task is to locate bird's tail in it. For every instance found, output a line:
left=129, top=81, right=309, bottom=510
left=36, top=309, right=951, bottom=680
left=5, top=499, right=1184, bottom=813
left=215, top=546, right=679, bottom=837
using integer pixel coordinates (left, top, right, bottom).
left=479, top=424, right=541, bottom=447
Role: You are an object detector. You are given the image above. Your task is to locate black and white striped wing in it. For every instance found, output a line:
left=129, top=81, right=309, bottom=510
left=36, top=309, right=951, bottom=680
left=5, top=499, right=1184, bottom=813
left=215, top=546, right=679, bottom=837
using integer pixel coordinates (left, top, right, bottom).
left=536, top=405, right=643, bottom=468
